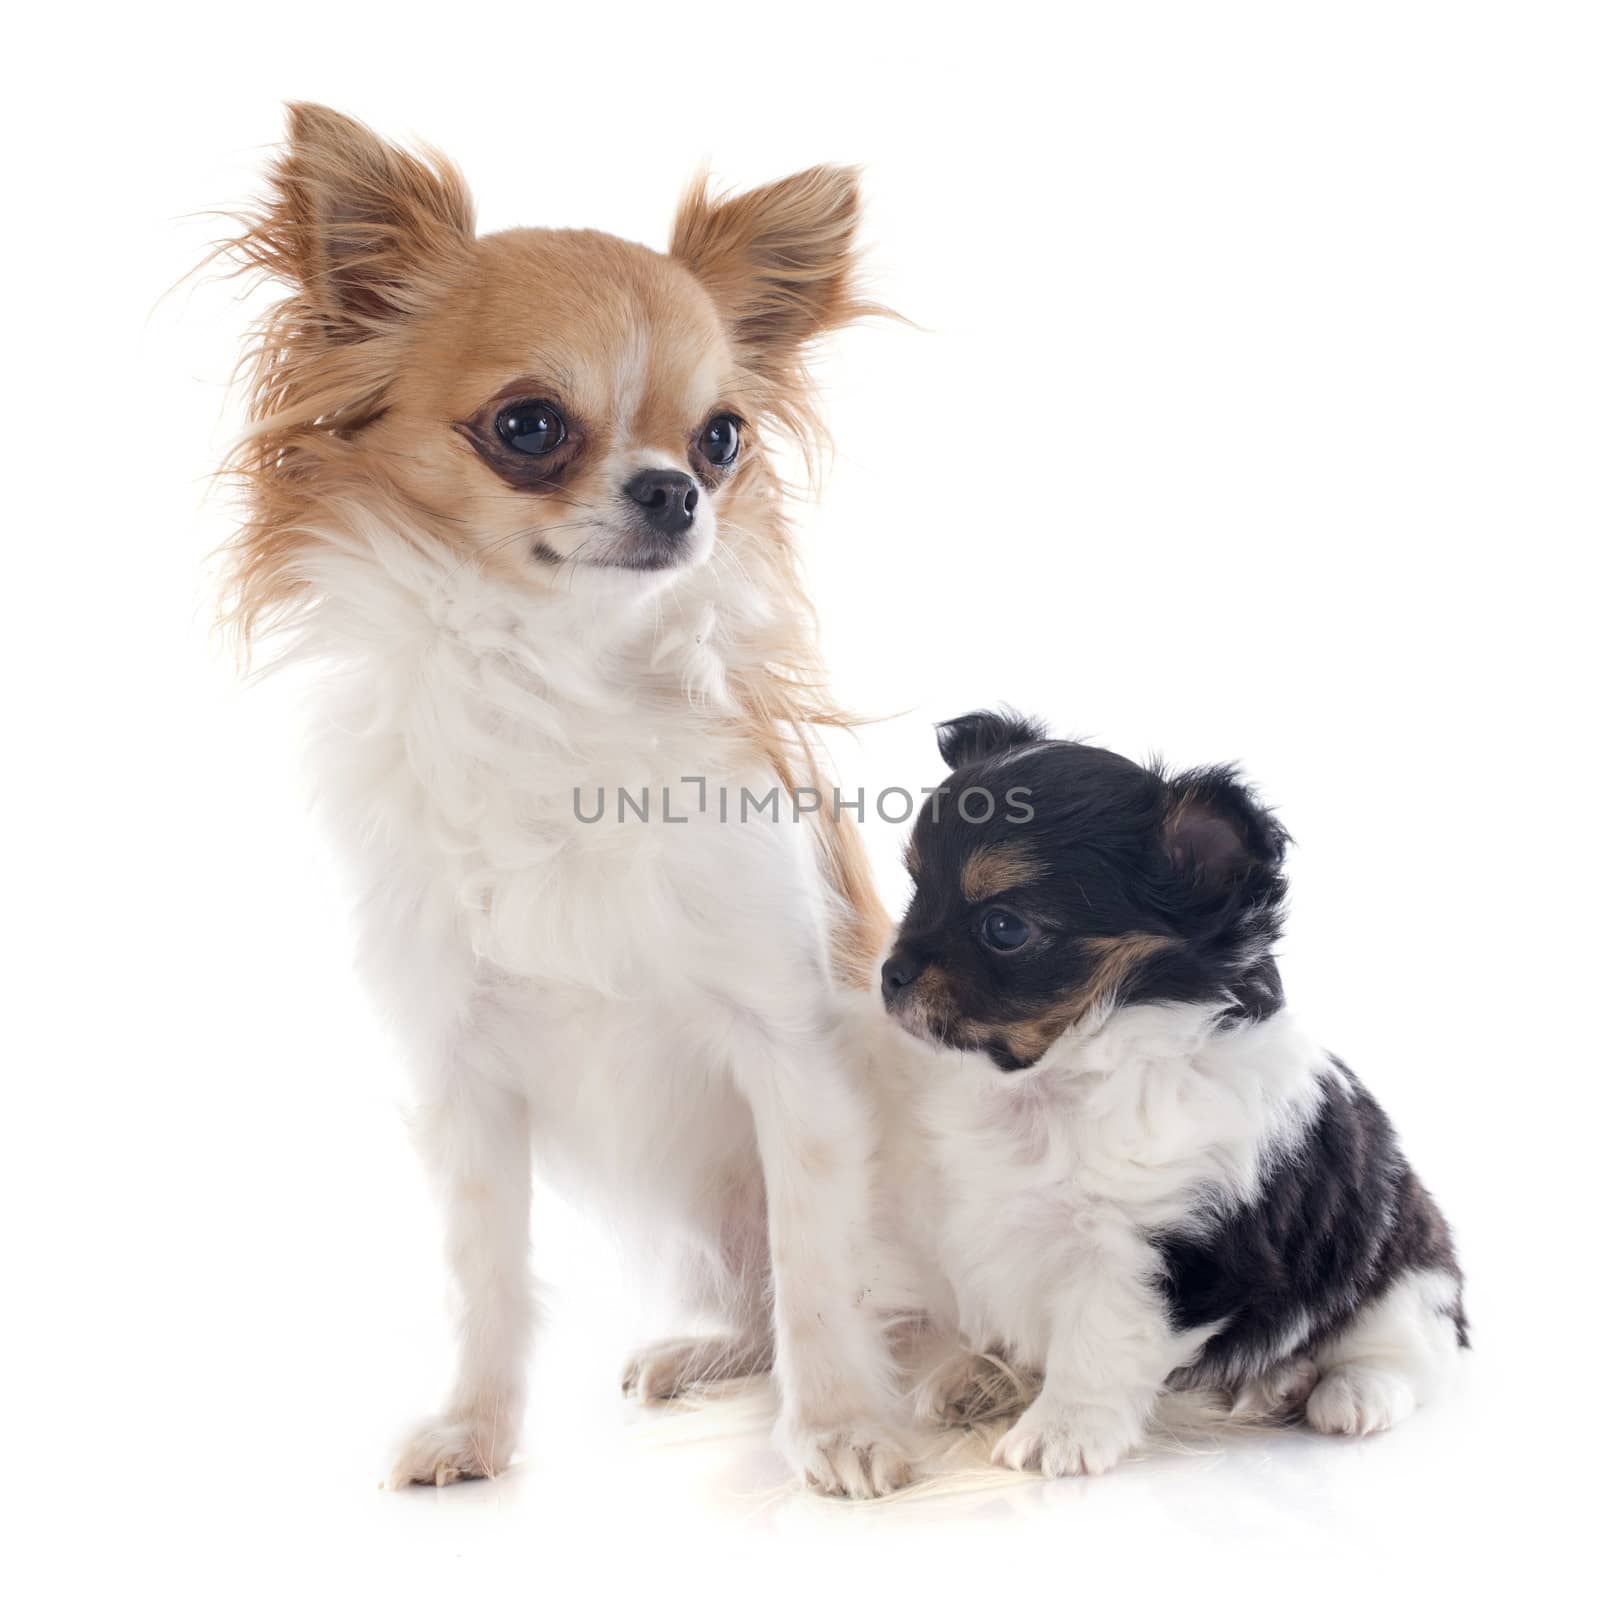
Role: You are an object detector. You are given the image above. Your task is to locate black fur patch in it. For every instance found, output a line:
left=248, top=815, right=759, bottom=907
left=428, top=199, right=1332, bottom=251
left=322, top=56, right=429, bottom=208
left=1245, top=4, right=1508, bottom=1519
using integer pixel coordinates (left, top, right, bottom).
left=1156, top=1058, right=1467, bottom=1388
left=934, top=708, right=1046, bottom=772
left=884, top=717, right=1292, bottom=1066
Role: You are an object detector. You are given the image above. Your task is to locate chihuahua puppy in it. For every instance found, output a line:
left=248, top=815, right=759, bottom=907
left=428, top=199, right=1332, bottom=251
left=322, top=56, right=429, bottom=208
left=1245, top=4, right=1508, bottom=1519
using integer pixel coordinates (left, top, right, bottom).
left=217, top=106, right=907, bottom=1496
left=878, top=711, right=1466, bottom=1477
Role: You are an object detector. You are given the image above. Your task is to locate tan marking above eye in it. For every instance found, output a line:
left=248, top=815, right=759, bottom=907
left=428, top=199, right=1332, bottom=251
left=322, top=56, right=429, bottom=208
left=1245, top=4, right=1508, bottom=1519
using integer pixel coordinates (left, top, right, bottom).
left=960, top=843, right=1040, bottom=903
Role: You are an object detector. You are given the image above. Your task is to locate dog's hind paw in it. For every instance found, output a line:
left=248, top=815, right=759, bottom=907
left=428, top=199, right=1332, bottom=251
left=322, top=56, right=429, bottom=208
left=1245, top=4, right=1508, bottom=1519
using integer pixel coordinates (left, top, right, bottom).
left=914, top=1346, right=1033, bottom=1427
left=1231, top=1355, right=1321, bottom=1421
left=1305, top=1365, right=1416, bottom=1437
left=388, top=1412, right=516, bottom=1488
left=621, top=1332, right=773, bottom=1402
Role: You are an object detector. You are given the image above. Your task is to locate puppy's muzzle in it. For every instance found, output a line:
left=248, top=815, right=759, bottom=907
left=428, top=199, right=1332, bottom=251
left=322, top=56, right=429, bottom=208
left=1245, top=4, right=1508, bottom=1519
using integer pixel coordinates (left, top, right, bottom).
left=880, top=948, right=926, bottom=1007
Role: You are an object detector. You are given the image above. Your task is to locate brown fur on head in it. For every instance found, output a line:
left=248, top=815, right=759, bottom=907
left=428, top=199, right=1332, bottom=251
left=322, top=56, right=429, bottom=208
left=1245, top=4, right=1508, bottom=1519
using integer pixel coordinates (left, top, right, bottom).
left=216, top=103, right=890, bottom=981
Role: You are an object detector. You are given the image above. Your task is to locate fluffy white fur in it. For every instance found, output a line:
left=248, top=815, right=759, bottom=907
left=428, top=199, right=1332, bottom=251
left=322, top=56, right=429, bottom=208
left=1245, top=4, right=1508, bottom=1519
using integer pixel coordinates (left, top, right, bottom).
left=287, top=518, right=906, bottom=1495
left=861, top=1000, right=1464, bottom=1477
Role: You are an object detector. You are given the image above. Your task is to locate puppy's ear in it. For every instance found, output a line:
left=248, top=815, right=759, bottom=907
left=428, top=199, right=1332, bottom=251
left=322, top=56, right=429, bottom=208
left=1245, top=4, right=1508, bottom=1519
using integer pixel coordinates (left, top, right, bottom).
left=259, top=103, right=474, bottom=338
left=670, top=166, right=874, bottom=382
left=1160, top=767, right=1290, bottom=894
left=935, top=709, right=1048, bottom=771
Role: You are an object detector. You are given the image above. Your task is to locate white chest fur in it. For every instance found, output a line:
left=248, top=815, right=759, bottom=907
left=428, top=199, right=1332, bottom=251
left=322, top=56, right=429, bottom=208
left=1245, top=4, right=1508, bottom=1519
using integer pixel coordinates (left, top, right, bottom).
left=288, top=533, right=839, bottom=1229
left=912, top=1004, right=1332, bottom=1366
left=299, top=538, right=821, bottom=994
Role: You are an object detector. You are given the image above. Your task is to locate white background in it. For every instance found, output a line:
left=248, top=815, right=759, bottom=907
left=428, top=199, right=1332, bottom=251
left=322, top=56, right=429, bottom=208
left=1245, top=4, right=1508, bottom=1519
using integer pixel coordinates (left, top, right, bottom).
left=5, top=3, right=1595, bottom=1595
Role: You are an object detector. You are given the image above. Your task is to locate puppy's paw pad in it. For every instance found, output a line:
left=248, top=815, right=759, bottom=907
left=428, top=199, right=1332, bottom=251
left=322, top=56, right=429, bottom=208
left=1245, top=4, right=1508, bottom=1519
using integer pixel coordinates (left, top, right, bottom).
left=991, top=1402, right=1137, bottom=1478
left=1305, top=1367, right=1415, bottom=1438
left=916, top=1348, right=1031, bottom=1427
left=388, top=1415, right=513, bottom=1488
left=794, top=1426, right=914, bottom=1499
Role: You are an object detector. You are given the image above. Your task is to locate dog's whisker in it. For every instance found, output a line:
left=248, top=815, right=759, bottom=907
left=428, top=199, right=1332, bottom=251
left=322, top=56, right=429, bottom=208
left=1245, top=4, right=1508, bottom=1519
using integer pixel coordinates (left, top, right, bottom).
left=436, top=519, right=604, bottom=585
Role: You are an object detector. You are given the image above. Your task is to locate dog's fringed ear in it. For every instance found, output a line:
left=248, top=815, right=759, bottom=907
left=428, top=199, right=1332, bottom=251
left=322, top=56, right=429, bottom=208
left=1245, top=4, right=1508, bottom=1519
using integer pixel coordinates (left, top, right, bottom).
left=935, top=709, right=1048, bottom=772
left=669, top=166, right=874, bottom=383
left=1160, top=767, right=1290, bottom=894
left=258, top=103, right=475, bottom=338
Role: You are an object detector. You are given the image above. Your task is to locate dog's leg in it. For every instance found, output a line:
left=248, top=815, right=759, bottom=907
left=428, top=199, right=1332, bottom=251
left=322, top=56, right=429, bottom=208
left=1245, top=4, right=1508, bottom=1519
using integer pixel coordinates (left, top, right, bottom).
left=621, top=1218, right=775, bottom=1403
left=621, top=1109, right=776, bottom=1402
left=390, top=1070, right=534, bottom=1487
left=991, top=1238, right=1195, bottom=1478
left=735, top=1024, right=911, bottom=1499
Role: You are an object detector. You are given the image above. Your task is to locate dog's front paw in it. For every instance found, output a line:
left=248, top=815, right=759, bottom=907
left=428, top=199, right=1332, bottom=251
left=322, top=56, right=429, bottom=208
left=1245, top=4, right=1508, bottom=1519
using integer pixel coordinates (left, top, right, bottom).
left=788, top=1422, right=914, bottom=1499
left=389, top=1412, right=516, bottom=1488
left=991, top=1398, right=1139, bottom=1478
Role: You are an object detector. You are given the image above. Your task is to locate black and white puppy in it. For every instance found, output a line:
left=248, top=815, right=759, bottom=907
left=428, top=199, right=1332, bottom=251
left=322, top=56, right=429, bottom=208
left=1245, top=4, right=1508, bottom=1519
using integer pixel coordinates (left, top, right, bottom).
left=878, top=711, right=1467, bottom=1477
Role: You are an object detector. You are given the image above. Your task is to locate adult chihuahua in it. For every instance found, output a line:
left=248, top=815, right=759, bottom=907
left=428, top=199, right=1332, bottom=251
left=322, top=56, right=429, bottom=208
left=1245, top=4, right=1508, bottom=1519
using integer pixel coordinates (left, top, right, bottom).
left=217, top=105, right=905, bottom=1497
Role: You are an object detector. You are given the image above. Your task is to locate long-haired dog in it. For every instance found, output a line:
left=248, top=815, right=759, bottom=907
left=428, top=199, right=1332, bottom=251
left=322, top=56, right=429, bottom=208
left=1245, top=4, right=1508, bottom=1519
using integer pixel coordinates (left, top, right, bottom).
left=876, top=712, right=1466, bottom=1476
left=216, top=105, right=908, bottom=1496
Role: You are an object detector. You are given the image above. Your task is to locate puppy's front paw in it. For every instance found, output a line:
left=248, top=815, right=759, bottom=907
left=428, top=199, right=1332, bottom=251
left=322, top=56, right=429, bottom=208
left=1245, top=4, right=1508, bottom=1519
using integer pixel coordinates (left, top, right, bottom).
left=991, top=1399, right=1139, bottom=1478
left=389, top=1413, right=516, bottom=1488
left=789, top=1423, right=914, bottom=1499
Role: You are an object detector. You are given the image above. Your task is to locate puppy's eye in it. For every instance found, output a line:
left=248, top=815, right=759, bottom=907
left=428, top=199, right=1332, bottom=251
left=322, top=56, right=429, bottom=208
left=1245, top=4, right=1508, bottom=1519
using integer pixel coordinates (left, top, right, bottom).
left=496, top=401, right=567, bottom=456
left=698, top=414, right=741, bottom=468
left=980, top=908, right=1032, bottom=953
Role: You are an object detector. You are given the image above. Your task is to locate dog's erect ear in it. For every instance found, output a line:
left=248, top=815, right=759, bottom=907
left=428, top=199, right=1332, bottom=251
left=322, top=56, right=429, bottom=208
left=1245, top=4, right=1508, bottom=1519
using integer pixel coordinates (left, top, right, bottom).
left=263, top=103, right=475, bottom=337
left=935, top=709, right=1048, bottom=772
left=670, top=166, right=873, bottom=381
left=1160, top=767, right=1290, bottom=894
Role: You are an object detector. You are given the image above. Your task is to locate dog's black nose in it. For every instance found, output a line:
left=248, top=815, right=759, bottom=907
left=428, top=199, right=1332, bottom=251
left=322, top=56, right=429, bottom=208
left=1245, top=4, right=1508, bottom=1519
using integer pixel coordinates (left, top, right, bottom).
left=881, top=950, right=926, bottom=1004
left=624, top=469, right=699, bottom=538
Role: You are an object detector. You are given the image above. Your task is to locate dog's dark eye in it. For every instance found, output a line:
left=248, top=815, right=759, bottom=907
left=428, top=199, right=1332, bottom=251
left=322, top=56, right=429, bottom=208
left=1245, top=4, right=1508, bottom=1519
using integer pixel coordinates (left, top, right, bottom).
left=980, top=908, right=1031, bottom=953
left=496, top=401, right=567, bottom=456
left=698, top=414, right=741, bottom=468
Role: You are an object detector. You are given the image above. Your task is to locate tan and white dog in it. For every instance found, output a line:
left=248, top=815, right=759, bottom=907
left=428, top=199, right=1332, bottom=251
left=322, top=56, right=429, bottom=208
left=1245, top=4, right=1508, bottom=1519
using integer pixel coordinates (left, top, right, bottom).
left=217, top=105, right=907, bottom=1497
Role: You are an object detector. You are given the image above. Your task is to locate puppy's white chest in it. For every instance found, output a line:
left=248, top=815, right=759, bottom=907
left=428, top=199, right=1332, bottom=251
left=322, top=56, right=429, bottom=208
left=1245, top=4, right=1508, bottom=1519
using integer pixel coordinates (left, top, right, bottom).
left=916, top=1075, right=1086, bottom=1360
left=913, top=1007, right=1336, bottom=1364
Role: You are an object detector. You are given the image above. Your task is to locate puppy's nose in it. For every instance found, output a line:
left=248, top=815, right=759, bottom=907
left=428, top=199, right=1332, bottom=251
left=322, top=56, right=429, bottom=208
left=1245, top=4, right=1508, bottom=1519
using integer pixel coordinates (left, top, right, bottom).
left=880, top=950, right=926, bottom=1004
left=624, top=469, right=699, bottom=538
